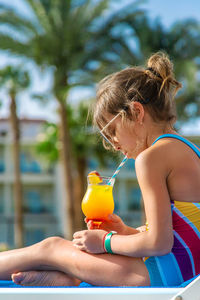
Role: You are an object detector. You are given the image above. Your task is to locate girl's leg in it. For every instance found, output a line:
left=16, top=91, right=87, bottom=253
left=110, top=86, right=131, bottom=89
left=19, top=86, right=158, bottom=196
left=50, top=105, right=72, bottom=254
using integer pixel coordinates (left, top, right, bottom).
left=0, top=236, right=150, bottom=286
left=0, top=243, right=43, bottom=280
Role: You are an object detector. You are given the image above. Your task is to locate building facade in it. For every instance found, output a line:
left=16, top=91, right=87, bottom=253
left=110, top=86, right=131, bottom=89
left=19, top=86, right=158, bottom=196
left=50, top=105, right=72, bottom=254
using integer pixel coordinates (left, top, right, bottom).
left=0, top=119, right=62, bottom=247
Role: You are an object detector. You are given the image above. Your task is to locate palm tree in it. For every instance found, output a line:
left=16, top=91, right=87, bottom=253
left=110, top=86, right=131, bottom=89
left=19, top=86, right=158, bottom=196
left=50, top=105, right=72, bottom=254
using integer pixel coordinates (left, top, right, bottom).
left=121, top=15, right=200, bottom=122
left=36, top=101, right=120, bottom=232
left=0, top=65, right=30, bottom=248
left=0, top=0, right=145, bottom=238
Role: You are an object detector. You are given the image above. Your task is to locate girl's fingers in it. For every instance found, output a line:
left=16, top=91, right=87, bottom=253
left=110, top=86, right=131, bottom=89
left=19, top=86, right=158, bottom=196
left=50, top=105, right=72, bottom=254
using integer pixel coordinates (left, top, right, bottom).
left=73, top=240, right=83, bottom=246
left=72, top=238, right=87, bottom=251
left=72, top=237, right=81, bottom=244
left=107, top=214, right=121, bottom=223
left=72, top=238, right=85, bottom=250
left=87, top=225, right=93, bottom=230
left=73, top=230, right=86, bottom=239
left=87, top=220, right=93, bottom=226
left=85, top=218, right=91, bottom=223
left=86, top=220, right=100, bottom=230
left=73, top=244, right=86, bottom=251
left=86, top=221, right=93, bottom=230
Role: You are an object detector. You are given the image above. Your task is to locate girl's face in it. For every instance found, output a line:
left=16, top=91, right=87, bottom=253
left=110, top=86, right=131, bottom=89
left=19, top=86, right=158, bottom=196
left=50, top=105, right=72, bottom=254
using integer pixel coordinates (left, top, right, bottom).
left=102, top=112, right=146, bottom=159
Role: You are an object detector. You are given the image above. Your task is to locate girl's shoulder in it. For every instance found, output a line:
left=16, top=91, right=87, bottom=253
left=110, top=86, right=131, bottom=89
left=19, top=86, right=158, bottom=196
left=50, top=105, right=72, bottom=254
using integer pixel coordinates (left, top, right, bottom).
left=136, top=137, right=174, bottom=164
left=135, top=135, right=199, bottom=176
left=135, top=141, right=172, bottom=177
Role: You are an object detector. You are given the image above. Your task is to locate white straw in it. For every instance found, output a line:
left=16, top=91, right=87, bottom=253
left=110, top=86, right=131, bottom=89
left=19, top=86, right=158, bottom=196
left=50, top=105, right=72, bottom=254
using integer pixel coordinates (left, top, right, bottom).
left=108, top=156, right=128, bottom=185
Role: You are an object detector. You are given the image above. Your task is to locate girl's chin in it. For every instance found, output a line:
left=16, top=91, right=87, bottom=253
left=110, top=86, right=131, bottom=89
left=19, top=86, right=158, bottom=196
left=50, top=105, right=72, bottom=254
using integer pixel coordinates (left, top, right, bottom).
left=123, top=151, right=129, bottom=158
left=126, top=151, right=139, bottom=160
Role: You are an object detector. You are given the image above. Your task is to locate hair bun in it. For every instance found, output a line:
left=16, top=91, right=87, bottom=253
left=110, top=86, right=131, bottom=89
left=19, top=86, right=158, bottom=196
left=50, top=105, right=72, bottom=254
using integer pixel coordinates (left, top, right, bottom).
left=147, top=52, right=173, bottom=80
left=146, top=52, right=182, bottom=96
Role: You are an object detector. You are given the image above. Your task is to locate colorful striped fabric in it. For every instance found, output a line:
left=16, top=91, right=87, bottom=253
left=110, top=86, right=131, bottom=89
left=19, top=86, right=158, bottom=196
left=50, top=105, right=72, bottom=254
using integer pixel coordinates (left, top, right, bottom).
left=171, top=201, right=200, bottom=281
left=144, top=134, right=200, bottom=287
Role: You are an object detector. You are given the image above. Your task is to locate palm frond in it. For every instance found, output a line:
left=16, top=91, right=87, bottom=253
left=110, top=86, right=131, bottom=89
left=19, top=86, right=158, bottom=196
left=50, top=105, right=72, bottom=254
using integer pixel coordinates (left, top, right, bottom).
left=0, top=34, right=34, bottom=58
left=100, top=0, right=145, bottom=32
left=77, top=0, right=109, bottom=27
left=0, top=65, right=31, bottom=94
left=25, top=0, right=52, bottom=33
left=0, top=10, right=38, bottom=37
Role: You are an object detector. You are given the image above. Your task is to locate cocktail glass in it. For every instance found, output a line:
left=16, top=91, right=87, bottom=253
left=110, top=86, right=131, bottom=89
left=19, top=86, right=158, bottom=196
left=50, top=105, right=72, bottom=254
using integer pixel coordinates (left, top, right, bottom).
left=81, top=175, right=115, bottom=226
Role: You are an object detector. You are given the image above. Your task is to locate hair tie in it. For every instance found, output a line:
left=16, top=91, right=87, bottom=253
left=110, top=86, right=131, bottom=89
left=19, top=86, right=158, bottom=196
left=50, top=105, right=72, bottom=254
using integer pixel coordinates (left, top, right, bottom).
left=146, top=67, right=162, bottom=79
left=123, top=105, right=129, bottom=111
left=138, top=98, right=151, bottom=104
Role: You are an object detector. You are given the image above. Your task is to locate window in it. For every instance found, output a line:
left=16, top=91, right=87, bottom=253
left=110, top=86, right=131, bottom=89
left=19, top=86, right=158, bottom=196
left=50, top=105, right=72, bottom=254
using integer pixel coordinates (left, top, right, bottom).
left=20, top=151, right=41, bottom=174
left=23, top=186, right=55, bottom=214
left=0, top=185, right=4, bottom=213
left=25, top=228, right=45, bottom=246
left=128, top=185, right=142, bottom=210
left=0, top=147, right=5, bottom=173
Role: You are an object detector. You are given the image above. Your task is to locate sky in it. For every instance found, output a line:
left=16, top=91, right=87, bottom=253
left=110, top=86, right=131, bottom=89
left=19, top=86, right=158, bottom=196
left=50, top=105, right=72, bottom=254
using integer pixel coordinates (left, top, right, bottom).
left=0, top=0, right=200, bottom=134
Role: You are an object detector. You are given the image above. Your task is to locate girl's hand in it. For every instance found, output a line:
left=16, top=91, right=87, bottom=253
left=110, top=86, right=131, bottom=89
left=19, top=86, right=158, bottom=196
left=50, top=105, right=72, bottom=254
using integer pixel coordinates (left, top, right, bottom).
left=85, top=214, right=127, bottom=234
left=72, top=229, right=107, bottom=254
left=136, top=225, right=147, bottom=233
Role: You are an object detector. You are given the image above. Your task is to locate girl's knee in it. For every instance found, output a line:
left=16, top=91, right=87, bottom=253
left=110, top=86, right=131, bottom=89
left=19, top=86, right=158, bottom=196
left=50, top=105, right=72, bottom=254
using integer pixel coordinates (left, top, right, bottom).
left=38, top=236, right=66, bottom=253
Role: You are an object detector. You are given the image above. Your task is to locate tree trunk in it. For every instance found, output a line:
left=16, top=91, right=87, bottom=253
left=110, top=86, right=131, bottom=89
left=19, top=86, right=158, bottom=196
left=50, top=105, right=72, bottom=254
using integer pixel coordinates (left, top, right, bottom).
left=74, top=157, right=87, bottom=231
left=58, top=101, right=75, bottom=239
left=9, top=96, right=24, bottom=248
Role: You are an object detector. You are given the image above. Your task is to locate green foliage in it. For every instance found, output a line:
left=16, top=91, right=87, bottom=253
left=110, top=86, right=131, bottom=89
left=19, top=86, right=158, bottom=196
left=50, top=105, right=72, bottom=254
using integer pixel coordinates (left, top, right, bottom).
left=0, top=0, right=145, bottom=100
left=0, top=242, right=10, bottom=251
left=36, top=122, right=59, bottom=163
left=68, top=101, right=120, bottom=166
left=0, top=65, right=30, bottom=97
left=36, top=100, right=120, bottom=167
left=121, top=15, right=200, bottom=122
left=0, top=0, right=199, bottom=127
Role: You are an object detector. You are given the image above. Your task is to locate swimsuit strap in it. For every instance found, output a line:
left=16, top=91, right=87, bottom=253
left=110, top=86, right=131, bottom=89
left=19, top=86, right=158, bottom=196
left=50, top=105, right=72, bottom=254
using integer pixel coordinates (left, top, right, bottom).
left=152, top=134, right=200, bottom=159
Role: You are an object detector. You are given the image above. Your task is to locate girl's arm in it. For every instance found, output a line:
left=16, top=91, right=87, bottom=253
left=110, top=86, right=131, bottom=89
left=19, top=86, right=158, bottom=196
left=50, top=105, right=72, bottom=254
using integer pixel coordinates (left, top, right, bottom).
left=73, top=146, right=174, bottom=257
left=110, top=147, right=174, bottom=257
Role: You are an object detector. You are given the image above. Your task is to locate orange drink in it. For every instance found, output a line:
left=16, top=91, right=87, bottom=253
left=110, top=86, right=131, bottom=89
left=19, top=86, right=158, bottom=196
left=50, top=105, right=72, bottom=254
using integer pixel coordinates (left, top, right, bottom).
left=82, top=173, right=115, bottom=222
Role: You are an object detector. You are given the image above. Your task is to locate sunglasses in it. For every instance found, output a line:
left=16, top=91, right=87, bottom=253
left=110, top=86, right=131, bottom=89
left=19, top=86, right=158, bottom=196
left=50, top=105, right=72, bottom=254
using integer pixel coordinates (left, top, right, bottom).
left=99, top=110, right=123, bottom=148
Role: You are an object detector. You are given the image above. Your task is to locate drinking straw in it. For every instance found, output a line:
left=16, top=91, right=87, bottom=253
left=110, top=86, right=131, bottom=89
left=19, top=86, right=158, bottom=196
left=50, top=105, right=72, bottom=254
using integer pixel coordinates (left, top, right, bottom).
left=108, top=156, right=128, bottom=185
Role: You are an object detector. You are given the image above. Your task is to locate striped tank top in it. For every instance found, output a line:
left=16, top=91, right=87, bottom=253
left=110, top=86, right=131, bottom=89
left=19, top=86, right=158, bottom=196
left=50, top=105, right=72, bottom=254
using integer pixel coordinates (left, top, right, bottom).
left=144, top=134, right=200, bottom=286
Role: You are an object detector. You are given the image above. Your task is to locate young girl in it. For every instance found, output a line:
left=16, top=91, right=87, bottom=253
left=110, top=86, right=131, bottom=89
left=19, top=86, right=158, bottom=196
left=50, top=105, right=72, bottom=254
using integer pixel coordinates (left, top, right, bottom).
left=1, top=52, right=200, bottom=287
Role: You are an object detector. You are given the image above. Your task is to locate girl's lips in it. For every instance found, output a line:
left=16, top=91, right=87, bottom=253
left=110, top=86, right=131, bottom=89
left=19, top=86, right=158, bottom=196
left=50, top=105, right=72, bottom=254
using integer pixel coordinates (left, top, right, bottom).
left=123, top=151, right=128, bottom=157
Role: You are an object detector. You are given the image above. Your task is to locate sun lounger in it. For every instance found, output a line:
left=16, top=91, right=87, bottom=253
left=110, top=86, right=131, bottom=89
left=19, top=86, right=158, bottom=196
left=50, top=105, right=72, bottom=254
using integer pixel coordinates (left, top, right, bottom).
left=0, top=274, right=199, bottom=300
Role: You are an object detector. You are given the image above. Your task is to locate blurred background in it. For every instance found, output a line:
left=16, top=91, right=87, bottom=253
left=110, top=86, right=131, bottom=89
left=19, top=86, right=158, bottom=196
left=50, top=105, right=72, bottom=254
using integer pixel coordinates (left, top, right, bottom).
left=0, top=0, right=200, bottom=250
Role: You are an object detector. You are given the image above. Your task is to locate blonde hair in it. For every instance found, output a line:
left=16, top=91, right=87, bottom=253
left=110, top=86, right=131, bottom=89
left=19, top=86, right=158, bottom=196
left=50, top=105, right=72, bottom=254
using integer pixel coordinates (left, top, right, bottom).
left=93, top=52, right=182, bottom=147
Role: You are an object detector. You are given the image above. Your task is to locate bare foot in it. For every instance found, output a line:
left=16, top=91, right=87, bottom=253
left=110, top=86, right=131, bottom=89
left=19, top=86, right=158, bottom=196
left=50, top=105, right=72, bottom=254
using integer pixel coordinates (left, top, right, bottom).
left=11, top=270, right=80, bottom=286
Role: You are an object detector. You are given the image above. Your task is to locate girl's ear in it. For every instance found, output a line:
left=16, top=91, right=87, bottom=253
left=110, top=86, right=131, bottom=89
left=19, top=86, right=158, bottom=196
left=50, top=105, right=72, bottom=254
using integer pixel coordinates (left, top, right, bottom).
left=130, top=101, right=145, bottom=124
